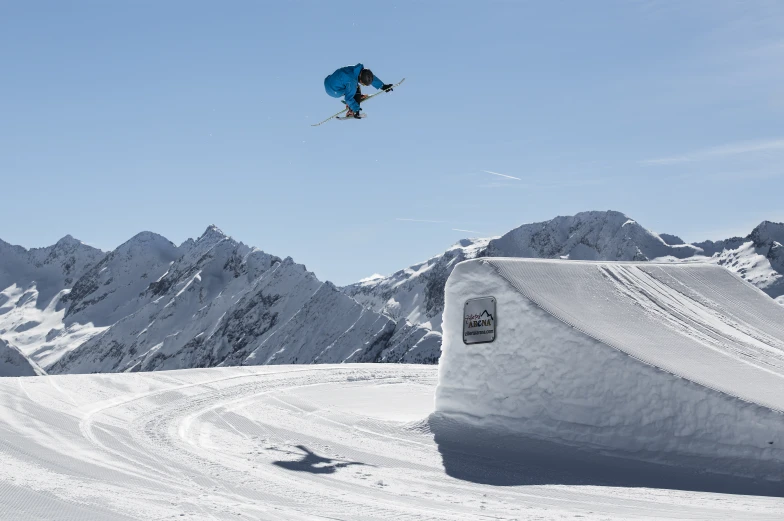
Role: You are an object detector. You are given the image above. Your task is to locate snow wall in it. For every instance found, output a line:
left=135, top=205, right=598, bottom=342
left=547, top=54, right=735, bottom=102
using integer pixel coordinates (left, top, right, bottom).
left=435, top=258, right=784, bottom=480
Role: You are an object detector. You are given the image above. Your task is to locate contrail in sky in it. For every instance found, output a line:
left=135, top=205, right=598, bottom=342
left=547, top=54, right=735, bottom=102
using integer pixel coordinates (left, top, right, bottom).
left=483, top=170, right=521, bottom=180
left=641, top=138, right=784, bottom=165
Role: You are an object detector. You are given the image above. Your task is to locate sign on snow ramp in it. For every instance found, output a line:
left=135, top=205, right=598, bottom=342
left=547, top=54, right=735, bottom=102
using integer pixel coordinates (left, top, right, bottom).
left=435, top=258, right=784, bottom=480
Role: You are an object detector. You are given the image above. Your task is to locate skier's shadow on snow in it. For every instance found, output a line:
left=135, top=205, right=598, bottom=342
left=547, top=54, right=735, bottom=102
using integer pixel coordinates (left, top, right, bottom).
left=429, top=414, right=784, bottom=497
left=273, top=445, right=368, bottom=475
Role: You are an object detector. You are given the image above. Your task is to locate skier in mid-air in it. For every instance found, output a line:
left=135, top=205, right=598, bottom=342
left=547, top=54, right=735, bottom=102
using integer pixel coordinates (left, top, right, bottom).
left=324, top=63, right=394, bottom=119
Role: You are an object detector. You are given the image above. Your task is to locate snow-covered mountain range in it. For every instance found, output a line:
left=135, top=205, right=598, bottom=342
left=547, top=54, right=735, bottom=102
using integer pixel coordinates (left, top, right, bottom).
left=2, top=211, right=782, bottom=374
left=343, top=210, right=784, bottom=332
left=0, top=226, right=440, bottom=375
left=343, top=238, right=491, bottom=332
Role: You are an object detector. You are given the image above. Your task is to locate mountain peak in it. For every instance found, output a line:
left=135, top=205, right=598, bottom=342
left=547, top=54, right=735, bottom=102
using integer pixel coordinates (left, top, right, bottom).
left=176, top=225, right=240, bottom=259
left=749, top=220, right=784, bottom=248
left=573, top=209, right=631, bottom=221
left=193, top=225, right=231, bottom=248
left=49, top=235, right=104, bottom=258
left=199, top=225, right=227, bottom=241
left=54, top=234, right=83, bottom=248
left=116, top=231, right=178, bottom=258
left=485, top=210, right=703, bottom=262
left=128, top=230, right=163, bottom=241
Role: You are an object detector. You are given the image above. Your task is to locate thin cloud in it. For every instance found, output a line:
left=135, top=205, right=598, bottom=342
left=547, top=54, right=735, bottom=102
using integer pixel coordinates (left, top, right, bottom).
left=396, top=218, right=448, bottom=223
left=641, top=138, right=784, bottom=165
left=479, top=177, right=608, bottom=189
left=483, top=170, right=521, bottom=181
left=452, top=228, right=484, bottom=234
left=647, top=167, right=784, bottom=183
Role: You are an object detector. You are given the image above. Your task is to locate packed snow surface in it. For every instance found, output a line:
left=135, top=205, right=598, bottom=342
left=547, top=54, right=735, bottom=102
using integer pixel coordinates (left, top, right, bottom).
left=0, top=365, right=781, bottom=521
left=436, top=259, right=784, bottom=479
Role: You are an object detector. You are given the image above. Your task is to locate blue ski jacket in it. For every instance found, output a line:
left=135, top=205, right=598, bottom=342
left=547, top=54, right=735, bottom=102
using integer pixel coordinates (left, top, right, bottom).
left=323, top=63, right=384, bottom=113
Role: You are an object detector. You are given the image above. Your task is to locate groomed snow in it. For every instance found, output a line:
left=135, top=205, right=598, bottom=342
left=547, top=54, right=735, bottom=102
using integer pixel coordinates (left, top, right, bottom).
left=436, top=259, right=784, bottom=479
left=0, top=365, right=781, bottom=520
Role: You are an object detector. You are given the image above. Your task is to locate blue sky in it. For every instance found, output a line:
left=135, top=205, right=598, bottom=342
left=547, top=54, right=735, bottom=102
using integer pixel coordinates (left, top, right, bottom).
left=1, top=1, right=783, bottom=285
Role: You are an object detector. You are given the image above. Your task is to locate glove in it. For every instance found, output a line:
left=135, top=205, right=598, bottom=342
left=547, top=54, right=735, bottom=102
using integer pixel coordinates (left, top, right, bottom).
left=381, top=84, right=394, bottom=92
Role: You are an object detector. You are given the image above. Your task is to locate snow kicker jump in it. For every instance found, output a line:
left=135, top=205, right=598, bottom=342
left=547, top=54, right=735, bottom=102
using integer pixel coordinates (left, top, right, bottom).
left=435, top=258, right=784, bottom=480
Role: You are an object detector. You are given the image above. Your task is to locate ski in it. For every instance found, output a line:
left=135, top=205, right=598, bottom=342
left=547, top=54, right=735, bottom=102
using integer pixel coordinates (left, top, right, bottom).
left=336, top=113, right=368, bottom=121
left=311, top=78, right=405, bottom=127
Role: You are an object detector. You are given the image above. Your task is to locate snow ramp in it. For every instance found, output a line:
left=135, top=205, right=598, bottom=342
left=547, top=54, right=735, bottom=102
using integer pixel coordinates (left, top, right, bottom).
left=435, top=258, right=784, bottom=479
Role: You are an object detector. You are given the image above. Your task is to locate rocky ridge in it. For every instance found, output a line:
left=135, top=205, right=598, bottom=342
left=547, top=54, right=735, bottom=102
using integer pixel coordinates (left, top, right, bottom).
left=1, top=226, right=438, bottom=375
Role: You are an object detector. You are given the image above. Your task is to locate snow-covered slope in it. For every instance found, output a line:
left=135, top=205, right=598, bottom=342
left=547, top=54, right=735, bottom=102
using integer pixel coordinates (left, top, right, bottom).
left=344, top=211, right=784, bottom=333
left=0, top=236, right=105, bottom=367
left=0, top=338, right=43, bottom=377
left=4, top=365, right=780, bottom=520
left=47, top=226, right=438, bottom=374
left=0, top=235, right=103, bottom=302
left=1, top=226, right=437, bottom=375
left=691, top=221, right=784, bottom=303
left=61, top=231, right=181, bottom=326
left=436, top=258, right=784, bottom=479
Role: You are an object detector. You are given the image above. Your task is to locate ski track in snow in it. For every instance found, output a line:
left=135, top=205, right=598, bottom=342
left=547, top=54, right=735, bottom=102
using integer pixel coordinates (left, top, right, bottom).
left=0, top=365, right=781, bottom=520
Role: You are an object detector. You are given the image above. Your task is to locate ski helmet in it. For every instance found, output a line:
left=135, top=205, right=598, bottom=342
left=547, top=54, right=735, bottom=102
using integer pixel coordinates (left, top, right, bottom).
left=359, top=68, right=374, bottom=86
